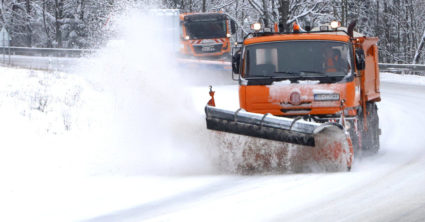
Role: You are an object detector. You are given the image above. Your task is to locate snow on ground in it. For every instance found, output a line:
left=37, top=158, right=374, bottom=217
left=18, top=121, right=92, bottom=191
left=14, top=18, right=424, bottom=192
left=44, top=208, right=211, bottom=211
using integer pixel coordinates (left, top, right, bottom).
left=381, top=72, right=425, bottom=86
left=0, top=8, right=223, bottom=222
left=1, top=5, right=425, bottom=222
left=2, top=63, right=425, bottom=221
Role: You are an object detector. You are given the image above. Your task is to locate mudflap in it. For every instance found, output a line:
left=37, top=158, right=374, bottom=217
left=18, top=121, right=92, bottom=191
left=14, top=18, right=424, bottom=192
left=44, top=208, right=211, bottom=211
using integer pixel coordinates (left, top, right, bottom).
left=205, top=105, right=353, bottom=173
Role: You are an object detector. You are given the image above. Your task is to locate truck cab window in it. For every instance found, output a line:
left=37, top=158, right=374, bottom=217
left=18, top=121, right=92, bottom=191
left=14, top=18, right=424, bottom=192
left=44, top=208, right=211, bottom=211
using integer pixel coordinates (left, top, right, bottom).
left=244, top=41, right=353, bottom=82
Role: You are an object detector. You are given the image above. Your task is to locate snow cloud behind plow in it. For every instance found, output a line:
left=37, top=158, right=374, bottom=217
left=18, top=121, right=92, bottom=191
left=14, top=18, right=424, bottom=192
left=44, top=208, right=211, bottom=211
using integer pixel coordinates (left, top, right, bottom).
left=70, top=4, right=219, bottom=176
left=0, top=3, right=223, bottom=179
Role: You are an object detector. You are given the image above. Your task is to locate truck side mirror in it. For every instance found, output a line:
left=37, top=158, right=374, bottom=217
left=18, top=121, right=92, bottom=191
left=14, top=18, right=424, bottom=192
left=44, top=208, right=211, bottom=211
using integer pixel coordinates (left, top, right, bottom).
left=230, top=20, right=237, bottom=34
left=355, top=48, right=366, bottom=71
left=232, top=50, right=241, bottom=74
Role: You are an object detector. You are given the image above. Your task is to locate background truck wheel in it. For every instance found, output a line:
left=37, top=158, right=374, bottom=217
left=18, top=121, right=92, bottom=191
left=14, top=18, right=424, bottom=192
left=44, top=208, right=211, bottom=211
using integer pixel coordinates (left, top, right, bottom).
left=361, top=102, right=380, bottom=155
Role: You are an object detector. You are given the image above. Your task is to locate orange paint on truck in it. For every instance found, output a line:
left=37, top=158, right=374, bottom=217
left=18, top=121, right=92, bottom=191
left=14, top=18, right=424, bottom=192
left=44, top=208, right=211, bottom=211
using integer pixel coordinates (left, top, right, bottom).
left=180, top=12, right=233, bottom=58
left=239, top=33, right=379, bottom=119
left=239, top=81, right=359, bottom=116
left=233, top=26, right=381, bottom=153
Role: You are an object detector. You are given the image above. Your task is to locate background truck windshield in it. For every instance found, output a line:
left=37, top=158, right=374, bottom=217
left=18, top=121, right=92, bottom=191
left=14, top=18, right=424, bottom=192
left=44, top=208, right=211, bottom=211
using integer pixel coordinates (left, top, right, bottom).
left=185, top=20, right=227, bottom=39
left=244, top=41, right=353, bottom=79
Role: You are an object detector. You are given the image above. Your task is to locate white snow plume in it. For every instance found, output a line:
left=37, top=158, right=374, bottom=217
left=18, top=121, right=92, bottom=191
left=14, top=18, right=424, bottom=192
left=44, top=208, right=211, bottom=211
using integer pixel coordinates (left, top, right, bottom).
left=71, top=6, right=219, bottom=176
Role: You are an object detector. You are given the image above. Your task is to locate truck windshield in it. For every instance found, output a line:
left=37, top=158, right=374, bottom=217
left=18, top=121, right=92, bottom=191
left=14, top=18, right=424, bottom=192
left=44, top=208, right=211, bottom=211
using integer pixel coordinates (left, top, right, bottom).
left=185, top=20, right=227, bottom=39
left=244, top=41, right=353, bottom=82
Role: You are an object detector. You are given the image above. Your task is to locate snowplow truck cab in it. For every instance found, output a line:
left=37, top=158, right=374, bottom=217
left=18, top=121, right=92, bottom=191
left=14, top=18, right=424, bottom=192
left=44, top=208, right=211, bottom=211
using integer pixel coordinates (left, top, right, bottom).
left=180, top=12, right=237, bottom=58
left=205, top=21, right=381, bottom=171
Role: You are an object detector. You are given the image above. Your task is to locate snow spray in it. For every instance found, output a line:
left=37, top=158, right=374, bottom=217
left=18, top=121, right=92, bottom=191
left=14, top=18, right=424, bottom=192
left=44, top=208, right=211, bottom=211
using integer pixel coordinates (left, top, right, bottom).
left=73, top=2, right=221, bottom=176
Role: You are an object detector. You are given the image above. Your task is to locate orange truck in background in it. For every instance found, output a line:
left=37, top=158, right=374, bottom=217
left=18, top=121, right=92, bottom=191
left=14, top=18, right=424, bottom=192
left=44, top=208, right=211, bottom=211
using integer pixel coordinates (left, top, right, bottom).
left=205, top=21, right=381, bottom=171
left=180, top=12, right=237, bottom=59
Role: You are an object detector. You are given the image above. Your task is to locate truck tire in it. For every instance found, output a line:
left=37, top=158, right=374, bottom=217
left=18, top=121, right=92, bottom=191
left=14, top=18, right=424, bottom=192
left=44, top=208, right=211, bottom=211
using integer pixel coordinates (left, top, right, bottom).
left=362, top=102, right=380, bottom=155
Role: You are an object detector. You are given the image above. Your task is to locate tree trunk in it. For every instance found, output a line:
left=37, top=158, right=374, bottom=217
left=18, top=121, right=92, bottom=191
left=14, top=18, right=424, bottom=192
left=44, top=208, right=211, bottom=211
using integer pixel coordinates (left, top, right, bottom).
left=42, top=0, right=52, bottom=47
left=408, top=0, right=416, bottom=62
left=80, top=0, right=85, bottom=20
left=342, top=0, right=347, bottom=27
left=202, top=0, right=206, bottom=12
left=383, top=1, right=391, bottom=63
left=234, top=0, right=239, bottom=40
left=375, top=0, right=379, bottom=37
left=262, top=0, right=271, bottom=28
left=278, top=0, right=289, bottom=32
left=25, top=0, right=32, bottom=47
left=240, top=7, right=245, bottom=39
left=271, top=0, right=277, bottom=22
left=55, top=0, right=63, bottom=47
left=1, top=0, right=4, bottom=24
left=413, top=30, right=425, bottom=64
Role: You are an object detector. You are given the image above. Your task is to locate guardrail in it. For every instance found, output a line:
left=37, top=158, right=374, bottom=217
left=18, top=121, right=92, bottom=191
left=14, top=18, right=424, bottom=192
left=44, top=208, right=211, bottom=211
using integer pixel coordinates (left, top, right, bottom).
left=0, top=46, right=424, bottom=73
left=0, top=46, right=95, bottom=57
left=378, top=63, right=425, bottom=73
left=0, top=46, right=96, bottom=71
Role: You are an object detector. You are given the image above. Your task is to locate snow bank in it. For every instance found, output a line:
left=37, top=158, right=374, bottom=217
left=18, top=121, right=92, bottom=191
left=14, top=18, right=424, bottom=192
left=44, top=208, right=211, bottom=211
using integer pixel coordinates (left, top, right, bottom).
left=381, top=72, right=425, bottom=86
left=0, top=67, right=107, bottom=179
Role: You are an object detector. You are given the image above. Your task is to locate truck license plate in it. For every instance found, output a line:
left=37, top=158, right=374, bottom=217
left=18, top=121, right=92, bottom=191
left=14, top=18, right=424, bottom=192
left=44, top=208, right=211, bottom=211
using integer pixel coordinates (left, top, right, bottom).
left=202, top=46, right=215, bottom=52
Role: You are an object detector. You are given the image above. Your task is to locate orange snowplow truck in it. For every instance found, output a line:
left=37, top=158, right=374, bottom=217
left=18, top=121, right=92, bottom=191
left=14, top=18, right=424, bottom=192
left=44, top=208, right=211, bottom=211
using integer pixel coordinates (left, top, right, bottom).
left=180, top=12, right=237, bottom=58
left=205, top=21, right=381, bottom=171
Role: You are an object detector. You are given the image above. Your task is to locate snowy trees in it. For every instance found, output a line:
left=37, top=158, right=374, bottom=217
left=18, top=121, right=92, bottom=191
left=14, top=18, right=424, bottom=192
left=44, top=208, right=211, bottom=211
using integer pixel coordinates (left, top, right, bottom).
left=0, top=0, right=112, bottom=48
left=282, top=0, right=331, bottom=31
left=0, top=0, right=424, bottom=64
left=369, top=0, right=421, bottom=63
left=0, top=0, right=34, bottom=46
left=160, top=0, right=425, bottom=64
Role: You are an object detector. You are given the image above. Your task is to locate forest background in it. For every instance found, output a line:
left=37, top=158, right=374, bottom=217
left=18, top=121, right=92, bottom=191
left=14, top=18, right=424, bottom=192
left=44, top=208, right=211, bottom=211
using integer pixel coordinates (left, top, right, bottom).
left=0, top=0, right=424, bottom=64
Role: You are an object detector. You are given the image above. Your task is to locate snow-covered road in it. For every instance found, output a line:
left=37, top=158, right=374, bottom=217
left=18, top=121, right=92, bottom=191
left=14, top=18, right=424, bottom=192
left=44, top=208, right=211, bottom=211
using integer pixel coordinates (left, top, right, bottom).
left=2, top=65, right=424, bottom=221
left=2, top=10, right=425, bottom=221
left=82, top=79, right=425, bottom=222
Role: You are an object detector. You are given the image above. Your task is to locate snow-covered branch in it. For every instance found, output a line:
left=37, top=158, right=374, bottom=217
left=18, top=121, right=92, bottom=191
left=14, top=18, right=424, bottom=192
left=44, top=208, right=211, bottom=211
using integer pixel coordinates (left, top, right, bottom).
left=246, top=0, right=263, bottom=16
left=413, top=30, right=425, bottom=64
left=287, top=1, right=323, bottom=25
left=210, top=0, right=236, bottom=11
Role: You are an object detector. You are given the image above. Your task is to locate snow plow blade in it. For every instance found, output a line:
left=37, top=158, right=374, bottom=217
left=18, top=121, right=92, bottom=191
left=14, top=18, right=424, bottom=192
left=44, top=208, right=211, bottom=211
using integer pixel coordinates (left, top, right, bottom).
left=206, top=105, right=334, bottom=146
left=205, top=105, right=353, bottom=172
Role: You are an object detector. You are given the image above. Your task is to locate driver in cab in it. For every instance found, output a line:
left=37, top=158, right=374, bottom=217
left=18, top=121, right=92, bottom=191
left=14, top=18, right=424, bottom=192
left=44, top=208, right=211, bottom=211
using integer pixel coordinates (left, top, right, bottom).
left=324, top=48, right=349, bottom=73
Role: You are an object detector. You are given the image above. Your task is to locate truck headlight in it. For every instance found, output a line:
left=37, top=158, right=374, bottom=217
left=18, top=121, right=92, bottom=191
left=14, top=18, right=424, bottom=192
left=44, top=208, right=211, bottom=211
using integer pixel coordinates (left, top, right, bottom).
left=250, top=23, right=262, bottom=31
left=314, top=93, right=340, bottom=101
left=330, top=21, right=341, bottom=29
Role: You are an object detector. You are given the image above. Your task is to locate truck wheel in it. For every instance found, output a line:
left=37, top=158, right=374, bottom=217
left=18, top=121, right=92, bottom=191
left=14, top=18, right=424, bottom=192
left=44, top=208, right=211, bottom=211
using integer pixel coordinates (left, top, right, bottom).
left=362, top=102, right=380, bottom=155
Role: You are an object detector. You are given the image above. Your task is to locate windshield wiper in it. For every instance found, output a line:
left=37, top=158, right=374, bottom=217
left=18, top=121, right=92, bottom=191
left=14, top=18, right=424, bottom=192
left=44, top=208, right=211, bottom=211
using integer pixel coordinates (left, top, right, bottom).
left=298, top=71, right=326, bottom=76
left=245, top=72, right=302, bottom=80
left=273, top=71, right=300, bottom=75
left=244, top=75, right=297, bottom=80
left=299, top=71, right=347, bottom=78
